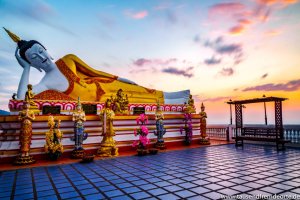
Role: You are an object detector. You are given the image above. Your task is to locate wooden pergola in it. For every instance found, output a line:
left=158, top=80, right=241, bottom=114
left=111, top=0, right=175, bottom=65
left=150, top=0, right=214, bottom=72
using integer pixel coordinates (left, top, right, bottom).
left=227, top=96, right=288, bottom=150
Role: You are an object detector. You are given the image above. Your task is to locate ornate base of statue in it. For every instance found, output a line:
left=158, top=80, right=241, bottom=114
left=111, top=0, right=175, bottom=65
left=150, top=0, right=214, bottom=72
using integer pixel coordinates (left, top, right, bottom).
left=71, top=149, right=84, bottom=159
left=148, top=148, right=158, bottom=155
left=155, top=141, right=166, bottom=150
left=97, top=146, right=119, bottom=157
left=47, top=152, right=62, bottom=160
left=14, top=155, right=35, bottom=165
left=81, top=154, right=95, bottom=163
left=137, top=148, right=148, bottom=156
left=199, top=137, right=210, bottom=145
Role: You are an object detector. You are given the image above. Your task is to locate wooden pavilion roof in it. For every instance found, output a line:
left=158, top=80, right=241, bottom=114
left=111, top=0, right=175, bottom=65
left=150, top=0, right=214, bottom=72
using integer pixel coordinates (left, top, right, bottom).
left=227, top=96, right=288, bottom=105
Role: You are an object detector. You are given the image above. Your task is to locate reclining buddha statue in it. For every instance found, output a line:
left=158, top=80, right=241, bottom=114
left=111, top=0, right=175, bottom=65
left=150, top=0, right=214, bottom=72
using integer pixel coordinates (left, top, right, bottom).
left=5, top=28, right=190, bottom=104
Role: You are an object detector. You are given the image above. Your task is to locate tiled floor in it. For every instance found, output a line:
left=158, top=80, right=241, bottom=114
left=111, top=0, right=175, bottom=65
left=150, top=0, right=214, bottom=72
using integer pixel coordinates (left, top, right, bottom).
left=1, top=144, right=300, bottom=200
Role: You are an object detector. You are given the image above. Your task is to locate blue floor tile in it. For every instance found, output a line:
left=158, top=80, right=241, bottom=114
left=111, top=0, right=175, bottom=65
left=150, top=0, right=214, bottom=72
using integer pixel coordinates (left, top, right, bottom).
left=14, top=193, right=34, bottom=200
left=100, top=185, right=117, bottom=192
left=80, top=188, right=99, bottom=195
left=104, top=189, right=124, bottom=198
left=0, top=191, right=11, bottom=198
left=37, top=189, right=56, bottom=197
left=130, top=191, right=151, bottom=199
left=157, top=193, right=180, bottom=200
left=175, top=190, right=197, bottom=198
left=57, top=186, right=76, bottom=194
left=190, top=186, right=211, bottom=194
left=148, top=188, right=168, bottom=196
left=84, top=193, right=105, bottom=200
left=59, top=191, right=79, bottom=199
left=123, top=186, right=141, bottom=194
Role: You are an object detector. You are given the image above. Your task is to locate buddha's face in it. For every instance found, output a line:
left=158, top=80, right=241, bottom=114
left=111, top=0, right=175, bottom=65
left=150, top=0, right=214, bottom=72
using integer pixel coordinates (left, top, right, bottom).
left=25, top=43, right=52, bottom=71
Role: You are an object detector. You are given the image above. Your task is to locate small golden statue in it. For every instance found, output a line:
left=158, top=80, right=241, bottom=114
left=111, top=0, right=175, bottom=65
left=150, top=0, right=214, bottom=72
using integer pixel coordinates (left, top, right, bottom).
left=45, top=116, right=64, bottom=160
left=24, top=84, right=39, bottom=114
left=14, top=102, right=36, bottom=165
left=112, top=89, right=129, bottom=115
left=71, top=97, right=88, bottom=158
left=199, top=102, right=210, bottom=145
left=97, top=98, right=119, bottom=157
left=185, top=95, right=196, bottom=113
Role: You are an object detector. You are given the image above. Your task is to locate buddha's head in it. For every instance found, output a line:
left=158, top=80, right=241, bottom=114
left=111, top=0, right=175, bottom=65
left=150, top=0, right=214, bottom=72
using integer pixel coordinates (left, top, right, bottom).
left=4, top=28, right=53, bottom=72
left=19, top=40, right=53, bottom=72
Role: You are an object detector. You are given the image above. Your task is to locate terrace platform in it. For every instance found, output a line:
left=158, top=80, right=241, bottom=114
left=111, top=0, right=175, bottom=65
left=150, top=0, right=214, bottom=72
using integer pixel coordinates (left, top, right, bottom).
left=1, top=143, right=300, bottom=200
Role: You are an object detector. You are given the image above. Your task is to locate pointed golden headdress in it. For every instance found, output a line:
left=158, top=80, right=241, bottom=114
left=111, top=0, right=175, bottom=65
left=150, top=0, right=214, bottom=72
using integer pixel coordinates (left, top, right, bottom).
left=156, top=99, right=161, bottom=109
left=3, top=27, right=21, bottom=43
left=77, top=97, right=82, bottom=107
left=201, top=102, right=205, bottom=108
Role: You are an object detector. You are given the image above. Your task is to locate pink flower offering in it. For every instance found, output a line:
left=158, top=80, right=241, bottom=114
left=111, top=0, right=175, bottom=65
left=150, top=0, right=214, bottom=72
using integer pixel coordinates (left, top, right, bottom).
left=141, top=125, right=148, bottom=135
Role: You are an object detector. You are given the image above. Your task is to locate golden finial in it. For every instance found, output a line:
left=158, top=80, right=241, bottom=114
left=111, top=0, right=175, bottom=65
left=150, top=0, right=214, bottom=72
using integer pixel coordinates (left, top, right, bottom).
left=156, top=99, right=160, bottom=108
left=77, top=97, right=81, bottom=107
left=201, top=102, right=205, bottom=108
left=3, top=27, right=21, bottom=43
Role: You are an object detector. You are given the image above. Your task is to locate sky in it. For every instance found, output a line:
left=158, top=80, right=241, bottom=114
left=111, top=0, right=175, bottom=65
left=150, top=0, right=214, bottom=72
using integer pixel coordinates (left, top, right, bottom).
left=0, top=0, right=299, bottom=124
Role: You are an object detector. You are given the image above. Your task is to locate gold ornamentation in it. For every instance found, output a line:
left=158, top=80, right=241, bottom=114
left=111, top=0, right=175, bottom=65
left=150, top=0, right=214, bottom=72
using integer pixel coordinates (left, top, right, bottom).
left=35, top=90, right=75, bottom=101
left=3, top=27, right=21, bottom=43
left=14, top=102, right=36, bottom=165
left=56, top=59, right=80, bottom=95
left=199, top=102, right=210, bottom=145
left=97, top=99, right=119, bottom=157
left=112, top=89, right=129, bottom=115
left=185, top=95, right=196, bottom=113
left=45, top=116, right=64, bottom=160
left=25, top=84, right=39, bottom=112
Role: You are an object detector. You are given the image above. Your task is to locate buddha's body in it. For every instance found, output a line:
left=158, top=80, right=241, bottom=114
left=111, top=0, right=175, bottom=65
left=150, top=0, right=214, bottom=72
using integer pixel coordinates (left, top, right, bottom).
left=7, top=30, right=189, bottom=104
left=54, top=54, right=165, bottom=103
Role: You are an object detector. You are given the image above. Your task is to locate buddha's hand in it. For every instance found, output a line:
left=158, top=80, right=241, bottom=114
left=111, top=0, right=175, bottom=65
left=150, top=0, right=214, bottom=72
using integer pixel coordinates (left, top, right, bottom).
left=15, top=47, right=30, bottom=69
left=117, top=77, right=137, bottom=85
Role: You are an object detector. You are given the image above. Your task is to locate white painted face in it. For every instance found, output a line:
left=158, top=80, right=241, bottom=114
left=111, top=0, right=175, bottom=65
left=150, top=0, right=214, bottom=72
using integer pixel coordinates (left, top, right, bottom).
left=25, top=43, right=53, bottom=71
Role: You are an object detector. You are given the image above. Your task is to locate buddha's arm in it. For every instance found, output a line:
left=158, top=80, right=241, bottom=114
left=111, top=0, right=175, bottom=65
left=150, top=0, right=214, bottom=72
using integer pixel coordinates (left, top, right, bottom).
left=61, top=54, right=117, bottom=79
left=17, top=65, right=30, bottom=99
left=61, top=54, right=137, bottom=85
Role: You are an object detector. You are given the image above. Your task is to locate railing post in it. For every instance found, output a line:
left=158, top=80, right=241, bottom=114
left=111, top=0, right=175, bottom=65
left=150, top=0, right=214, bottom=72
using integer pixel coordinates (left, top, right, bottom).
left=227, top=125, right=234, bottom=142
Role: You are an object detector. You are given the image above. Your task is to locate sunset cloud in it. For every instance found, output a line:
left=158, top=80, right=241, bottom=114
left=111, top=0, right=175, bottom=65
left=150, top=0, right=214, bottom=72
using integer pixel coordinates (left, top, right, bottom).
left=229, top=25, right=246, bottom=35
left=209, top=3, right=246, bottom=14
left=243, top=79, right=300, bottom=91
left=162, top=66, right=194, bottom=78
left=125, top=10, right=148, bottom=19
left=133, top=58, right=177, bottom=67
left=204, top=56, right=221, bottom=66
left=265, top=30, right=281, bottom=36
left=261, top=73, right=268, bottom=79
left=219, top=68, right=234, bottom=76
left=201, top=96, right=234, bottom=102
left=204, top=37, right=244, bottom=66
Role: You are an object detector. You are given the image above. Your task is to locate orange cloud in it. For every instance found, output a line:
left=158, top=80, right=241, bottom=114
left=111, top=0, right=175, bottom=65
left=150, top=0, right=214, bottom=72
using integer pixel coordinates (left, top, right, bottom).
left=229, top=25, right=245, bottom=35
left=238, top=19, right=252, bottom=25
left=258, top=0, right=298, bottom=5
left=265, top=30, right=282, bottom=36
left=282, top=0, right=298, bottom=4
left=125, top=10, right=148, bottom=19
